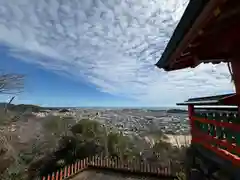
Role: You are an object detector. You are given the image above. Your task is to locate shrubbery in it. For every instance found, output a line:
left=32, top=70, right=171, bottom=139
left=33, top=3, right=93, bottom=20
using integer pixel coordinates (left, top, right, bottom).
left=0, top=113, right=187, bottom=180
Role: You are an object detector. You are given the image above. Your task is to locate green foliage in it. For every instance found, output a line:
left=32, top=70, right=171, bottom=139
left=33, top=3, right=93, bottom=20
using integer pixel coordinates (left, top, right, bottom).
left=106, top=131, right=139, bottom=160
left=0, top=114, right=188, bottom=179
left=71, top=119, right=103, bottom=138
left=0, top=109, right=11, bottom=125
left=43, top=115, right=75, bottom=136
left=175, top=171, right=186, bottom=180
left=147, top=129, right=169, bottom=141
left=1, top=160, right=27, bottom=180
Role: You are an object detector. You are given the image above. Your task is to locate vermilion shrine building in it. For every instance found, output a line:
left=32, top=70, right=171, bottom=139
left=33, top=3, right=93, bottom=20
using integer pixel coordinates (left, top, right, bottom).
left=156, top=0, right=240, bottom=179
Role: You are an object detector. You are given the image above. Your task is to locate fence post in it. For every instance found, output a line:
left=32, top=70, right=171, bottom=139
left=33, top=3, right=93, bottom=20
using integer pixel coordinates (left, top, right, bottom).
left=135, top=159, right=137, bottom=172
left=86, top=157, right=89, bottom=167
left=129, top=160, right=132, bottom=172
left=47, top=174, right=51, bottom=180
left=56, top=171, right=59, bottom=180
left=168, top=160, right=171, bottom=175
left=81, top=159, right=84, bottom=168
left=64, top=167, right=67, bottom=178
left=59, top=170, right=63, bottom=180
left=103, top=157, right=106, bottom=167
left=154, top=165, right=157, bottom=173
left=117, top=158, right=120, bottom=168
left=67, top=165, right=71, bottom=177
left=71, top=164, right=74, bottom=175
left=106, top=158, right=109, bottom=167
left=51, top=172, right=55, bottom=180
left=77, top=160, right=80, bottom=170
left=74, top=162, right=77, bottom=173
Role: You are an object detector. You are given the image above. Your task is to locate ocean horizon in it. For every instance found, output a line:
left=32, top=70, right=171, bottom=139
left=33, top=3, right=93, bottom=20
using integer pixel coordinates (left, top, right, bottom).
left=56, top=106, right=187, bottom=110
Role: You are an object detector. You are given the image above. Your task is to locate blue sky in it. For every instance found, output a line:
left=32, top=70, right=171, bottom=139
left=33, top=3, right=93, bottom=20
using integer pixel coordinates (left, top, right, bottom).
left=1, top=46, right=135, bottom=107
left=0, top=0, right=233, bottom=107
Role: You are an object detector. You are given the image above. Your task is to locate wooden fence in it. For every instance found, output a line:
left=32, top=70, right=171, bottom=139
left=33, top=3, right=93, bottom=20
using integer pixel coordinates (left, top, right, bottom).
left=41, top=155, right=173, bottom=180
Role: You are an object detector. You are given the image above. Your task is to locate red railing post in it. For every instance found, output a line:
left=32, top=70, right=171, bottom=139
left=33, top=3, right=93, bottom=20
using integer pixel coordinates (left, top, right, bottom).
left=64, top=167, right=67, bottom=178
left=55, top=171, right=59, bottom=180
left=51, top=172, right=55, bottom=180
left=74, top=162, right=77, bottom=173
left=83, top=158, right=86, bottom=167
left=86, top=157, right=89, bottom=167
left=133, top=160, right=135, bottom=172
left=77, top=160, right=80, bottom=170
left=67, top=166, right=71, bottom=177
left=168, top=160, right=171, bottom=175
left=71, top=164, right=74, bottom=175
left=59, top=170, right=63, bottom=180
left=47, top=174, right=51, bottom=180
left=188, top=104, right=195, bottom=142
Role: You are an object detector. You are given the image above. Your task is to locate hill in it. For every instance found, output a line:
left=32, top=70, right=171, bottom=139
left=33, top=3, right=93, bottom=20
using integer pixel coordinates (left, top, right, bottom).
left=166, top=109, right=187, bottom=114
left=0, top=103, right=44, bottom=112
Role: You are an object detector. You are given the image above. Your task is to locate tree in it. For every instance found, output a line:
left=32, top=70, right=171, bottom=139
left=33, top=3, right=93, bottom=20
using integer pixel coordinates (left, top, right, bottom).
left=0, top=73, right=24, bottom=177
left=107, top=132, right=138, bottom=161
left=0, top=73, right=24, bottom=94
left=70, top=119, right=103, bottom=141
left=42, top=116, right=75, bottom=137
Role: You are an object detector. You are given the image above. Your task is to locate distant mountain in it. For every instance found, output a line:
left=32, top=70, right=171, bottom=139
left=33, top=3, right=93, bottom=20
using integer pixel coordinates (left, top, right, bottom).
left=166, top=109, right=187, bottom=114
left=0, top=103, right=44, bottom=112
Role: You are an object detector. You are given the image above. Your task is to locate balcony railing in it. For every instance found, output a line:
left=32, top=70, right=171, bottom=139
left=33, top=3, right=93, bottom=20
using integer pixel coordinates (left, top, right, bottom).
left=178, top=93, right=240, bottom=166
left=40, top=155, right=175, bottom=180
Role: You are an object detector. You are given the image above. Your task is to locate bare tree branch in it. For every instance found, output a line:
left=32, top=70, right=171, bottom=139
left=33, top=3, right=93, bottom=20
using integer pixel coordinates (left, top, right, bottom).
left=4, top=97, right=15, bottom=114
left=0, top=73, right=24, bottom=94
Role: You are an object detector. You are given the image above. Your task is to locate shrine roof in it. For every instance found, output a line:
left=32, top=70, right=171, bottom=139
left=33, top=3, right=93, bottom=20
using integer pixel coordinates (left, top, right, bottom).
left=156, top=0, right=235, bottom=71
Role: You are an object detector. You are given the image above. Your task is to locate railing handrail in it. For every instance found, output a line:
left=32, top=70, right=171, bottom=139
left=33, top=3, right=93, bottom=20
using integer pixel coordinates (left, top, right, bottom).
left=187, top=102, right=240, bottom=167
left=40, top=155, right=175, bottom=180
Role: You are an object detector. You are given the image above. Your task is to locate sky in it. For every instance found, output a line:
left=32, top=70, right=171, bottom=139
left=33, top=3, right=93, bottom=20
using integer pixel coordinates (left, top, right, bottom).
left=0, top=0, right=234, bottom=107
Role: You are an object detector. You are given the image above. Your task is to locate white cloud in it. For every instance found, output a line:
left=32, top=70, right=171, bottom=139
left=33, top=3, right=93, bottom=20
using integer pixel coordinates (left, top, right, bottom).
left=0, top=0, right=233, bottom=105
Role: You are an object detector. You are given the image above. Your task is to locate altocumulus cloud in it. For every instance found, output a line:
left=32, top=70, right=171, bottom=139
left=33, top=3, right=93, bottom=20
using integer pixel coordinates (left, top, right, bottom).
left=0, top=0, right=233, bottom=105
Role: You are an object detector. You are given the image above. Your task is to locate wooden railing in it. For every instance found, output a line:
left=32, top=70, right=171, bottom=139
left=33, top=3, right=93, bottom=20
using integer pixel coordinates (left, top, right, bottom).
left=189, top=106, right=240, bottom=165
left=41, top=155, right=173, bottom=180
left=177, top=94, right=240, bottom=166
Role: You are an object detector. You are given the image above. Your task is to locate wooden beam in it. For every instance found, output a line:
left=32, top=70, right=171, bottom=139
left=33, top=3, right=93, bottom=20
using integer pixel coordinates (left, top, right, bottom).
left=169, top=0, right=228, bottom=69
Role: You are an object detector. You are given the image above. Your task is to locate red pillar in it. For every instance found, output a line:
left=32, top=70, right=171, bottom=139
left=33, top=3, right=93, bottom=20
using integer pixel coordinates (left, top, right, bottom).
left=231, top=60, right=240, bottom=111
left=231, top=60, right=240, bottom=94
left=188, top=105, right=194, bottom=143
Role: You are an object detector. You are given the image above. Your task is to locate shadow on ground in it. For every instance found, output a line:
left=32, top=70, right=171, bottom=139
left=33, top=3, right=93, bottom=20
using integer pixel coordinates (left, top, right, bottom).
left=71, top=169, right=173, bottom=180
